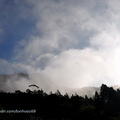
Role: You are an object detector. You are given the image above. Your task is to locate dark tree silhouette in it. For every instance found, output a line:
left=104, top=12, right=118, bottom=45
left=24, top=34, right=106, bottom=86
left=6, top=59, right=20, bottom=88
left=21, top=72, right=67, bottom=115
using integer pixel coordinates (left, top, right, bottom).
left=0, top=84, right=120, bottom=120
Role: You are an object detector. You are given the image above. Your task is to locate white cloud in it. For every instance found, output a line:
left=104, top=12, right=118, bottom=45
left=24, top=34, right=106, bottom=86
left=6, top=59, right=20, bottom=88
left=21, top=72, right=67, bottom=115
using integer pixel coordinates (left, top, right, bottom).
left=41, top=49, right=117, bottom=88
left=16, top=0, right=103, bottom=59
left=14, top=0, right=120, bottom=87
left=2, top=0, right=120, bottom=92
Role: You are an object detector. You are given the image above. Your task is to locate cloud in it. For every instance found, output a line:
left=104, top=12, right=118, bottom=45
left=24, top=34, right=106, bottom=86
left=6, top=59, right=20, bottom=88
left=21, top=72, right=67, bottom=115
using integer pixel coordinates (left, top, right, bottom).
left=0, top=59, right=37, bottom=74
left=15, top=0, right=108, bottom=65
left=1, top=0, right=120, bottom=92
left=38, top=49, right=118, bottom=89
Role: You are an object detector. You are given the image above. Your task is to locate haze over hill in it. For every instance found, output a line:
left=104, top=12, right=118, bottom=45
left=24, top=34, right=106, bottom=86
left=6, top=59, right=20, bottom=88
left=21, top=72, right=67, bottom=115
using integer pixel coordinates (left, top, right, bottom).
left=0, top=73, right=120, bottom=97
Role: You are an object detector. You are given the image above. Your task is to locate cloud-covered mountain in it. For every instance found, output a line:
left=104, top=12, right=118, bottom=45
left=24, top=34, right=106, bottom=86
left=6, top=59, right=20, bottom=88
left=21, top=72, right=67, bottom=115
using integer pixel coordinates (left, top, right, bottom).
left=0, top=73, right=100, bottom=97
left=1, top=73, right=120, bottom=98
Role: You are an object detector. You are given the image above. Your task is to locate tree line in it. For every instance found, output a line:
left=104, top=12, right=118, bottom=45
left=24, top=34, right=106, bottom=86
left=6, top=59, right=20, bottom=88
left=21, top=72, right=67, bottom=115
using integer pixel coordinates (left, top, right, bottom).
left=0, top=84, right=120, bottom=120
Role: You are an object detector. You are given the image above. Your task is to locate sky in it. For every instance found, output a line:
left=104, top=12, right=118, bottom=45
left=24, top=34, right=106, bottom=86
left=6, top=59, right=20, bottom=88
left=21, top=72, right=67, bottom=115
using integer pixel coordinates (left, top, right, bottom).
left=1, top=0, right=120, bottom=92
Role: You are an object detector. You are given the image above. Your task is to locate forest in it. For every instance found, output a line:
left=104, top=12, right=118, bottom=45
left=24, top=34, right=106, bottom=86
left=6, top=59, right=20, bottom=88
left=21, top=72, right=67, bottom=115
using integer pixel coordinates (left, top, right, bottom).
left=0, top=84, right=120, bottom=120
